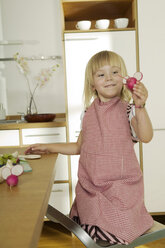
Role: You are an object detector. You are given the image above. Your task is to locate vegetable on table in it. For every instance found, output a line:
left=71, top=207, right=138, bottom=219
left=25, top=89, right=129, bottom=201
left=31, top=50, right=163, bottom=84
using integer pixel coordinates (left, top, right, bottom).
left=6, top=175, right=18, bottom=187
left=0, top=151, right=26, bottom=187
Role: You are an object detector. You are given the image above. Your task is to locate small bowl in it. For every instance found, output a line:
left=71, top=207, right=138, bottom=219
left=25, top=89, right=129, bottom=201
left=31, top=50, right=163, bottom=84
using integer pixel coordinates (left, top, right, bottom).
left=114, top=18, right=129, bottom=29
left=24, top=113, right=56, bottom=123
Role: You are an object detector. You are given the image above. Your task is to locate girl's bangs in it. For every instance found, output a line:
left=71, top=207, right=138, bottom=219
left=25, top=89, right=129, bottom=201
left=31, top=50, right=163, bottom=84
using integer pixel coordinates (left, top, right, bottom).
left=91, top=51, right=122, bottom=75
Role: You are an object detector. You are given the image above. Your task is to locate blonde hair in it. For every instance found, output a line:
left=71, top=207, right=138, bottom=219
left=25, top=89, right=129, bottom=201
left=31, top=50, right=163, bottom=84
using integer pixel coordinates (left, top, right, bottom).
left=83, top=50, right=132, bottom=108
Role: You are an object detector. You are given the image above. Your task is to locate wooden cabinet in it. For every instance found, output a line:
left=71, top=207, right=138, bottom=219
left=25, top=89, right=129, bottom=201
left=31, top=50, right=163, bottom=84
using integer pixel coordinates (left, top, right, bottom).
left=0, top=118, right=71, bottom=215
left=21, top=126, right=70, bottom=213
left=138, top=0, right=165, bottom=214
left=61, top=0, right=136, bottom=32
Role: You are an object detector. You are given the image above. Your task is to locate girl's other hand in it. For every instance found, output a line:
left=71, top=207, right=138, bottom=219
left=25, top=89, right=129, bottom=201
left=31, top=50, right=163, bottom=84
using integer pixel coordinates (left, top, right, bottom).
left=132, top=82, right=148, bottom=107
left=24, top=144, right=49, bottom=155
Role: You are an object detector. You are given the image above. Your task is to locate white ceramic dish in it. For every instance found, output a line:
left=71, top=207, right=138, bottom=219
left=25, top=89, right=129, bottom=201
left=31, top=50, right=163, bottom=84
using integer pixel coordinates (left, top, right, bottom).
left=19, top=154, right=41, bottom=160
left=114, top=18, right=129, bottom=28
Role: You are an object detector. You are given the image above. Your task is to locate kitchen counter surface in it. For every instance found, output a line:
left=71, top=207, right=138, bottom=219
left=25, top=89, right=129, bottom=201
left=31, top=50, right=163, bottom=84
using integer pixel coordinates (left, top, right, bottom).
left=0, top=114, right=66, bottom=130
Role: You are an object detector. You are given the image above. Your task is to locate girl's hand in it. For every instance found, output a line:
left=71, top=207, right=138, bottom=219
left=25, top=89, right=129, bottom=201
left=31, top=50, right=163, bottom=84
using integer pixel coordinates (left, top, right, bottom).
left=132, top=81, right=148, bottom=107
left=24, top=144, right=50, bottom=155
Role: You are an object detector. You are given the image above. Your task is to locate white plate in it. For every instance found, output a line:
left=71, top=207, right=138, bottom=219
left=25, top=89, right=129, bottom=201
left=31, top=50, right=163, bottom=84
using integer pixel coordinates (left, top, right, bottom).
left=19, top=154, right=41, bottom=160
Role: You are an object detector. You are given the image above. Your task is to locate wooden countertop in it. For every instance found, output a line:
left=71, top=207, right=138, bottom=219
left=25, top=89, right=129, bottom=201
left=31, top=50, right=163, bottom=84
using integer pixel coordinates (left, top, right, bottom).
left=0, top=147, right=58, bottom=248
left=0, top=114, right=66, bottom=130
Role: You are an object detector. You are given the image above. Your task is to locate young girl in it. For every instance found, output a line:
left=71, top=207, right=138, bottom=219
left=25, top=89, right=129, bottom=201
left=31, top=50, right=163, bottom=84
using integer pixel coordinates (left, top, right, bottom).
left=25, top=51, right=154, bottom=246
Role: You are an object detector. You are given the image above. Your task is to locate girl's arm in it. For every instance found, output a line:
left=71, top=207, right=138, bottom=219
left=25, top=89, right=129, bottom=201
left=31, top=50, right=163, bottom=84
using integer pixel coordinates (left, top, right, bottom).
left=25, top=131, right=83, bottom=155
left=131, top=82, right=153, bottom=143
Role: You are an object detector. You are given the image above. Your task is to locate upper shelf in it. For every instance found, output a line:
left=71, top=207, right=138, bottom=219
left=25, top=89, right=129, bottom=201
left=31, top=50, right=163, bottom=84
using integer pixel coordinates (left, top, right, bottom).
left=61, top=0, right=137, bottom=32
left=0, top=55, right=62, bottom=62
left=0, top=40, right=39, bottom=45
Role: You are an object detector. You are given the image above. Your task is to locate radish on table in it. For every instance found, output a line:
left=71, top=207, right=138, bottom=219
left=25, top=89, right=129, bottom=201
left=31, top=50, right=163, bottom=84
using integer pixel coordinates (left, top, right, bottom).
left=0, top=152, right=24, bottom=187
left=6, top=175, right=19, bottom=187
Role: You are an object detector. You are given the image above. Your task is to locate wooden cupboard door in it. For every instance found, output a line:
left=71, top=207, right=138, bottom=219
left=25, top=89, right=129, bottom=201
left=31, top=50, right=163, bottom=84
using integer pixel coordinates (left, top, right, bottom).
left=143, top=130, right=165, bottom=213
left=138, top=0, right=165, bottom=129
left=65, top=31, right=137, bottom=200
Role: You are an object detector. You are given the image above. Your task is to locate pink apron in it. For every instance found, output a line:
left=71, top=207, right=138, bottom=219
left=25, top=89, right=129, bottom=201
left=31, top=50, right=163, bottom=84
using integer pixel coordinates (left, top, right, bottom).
left=70, top=96, right=153, bottom=243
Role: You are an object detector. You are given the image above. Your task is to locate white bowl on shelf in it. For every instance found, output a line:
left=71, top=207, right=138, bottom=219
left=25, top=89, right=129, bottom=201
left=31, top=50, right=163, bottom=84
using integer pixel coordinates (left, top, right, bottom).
left=114, top=18, right=129, bottom=28
left=95, top=19, right=110, bottom=29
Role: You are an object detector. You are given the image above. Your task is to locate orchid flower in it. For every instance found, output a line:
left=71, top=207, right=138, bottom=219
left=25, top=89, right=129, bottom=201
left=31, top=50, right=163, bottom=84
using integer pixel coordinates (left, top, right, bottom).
left=13, top=53, right=59, bottom=114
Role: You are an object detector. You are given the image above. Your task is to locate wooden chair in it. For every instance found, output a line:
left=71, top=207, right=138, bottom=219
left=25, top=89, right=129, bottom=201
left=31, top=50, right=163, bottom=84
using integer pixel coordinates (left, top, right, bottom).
left=46, top=204, right=165, bottom=248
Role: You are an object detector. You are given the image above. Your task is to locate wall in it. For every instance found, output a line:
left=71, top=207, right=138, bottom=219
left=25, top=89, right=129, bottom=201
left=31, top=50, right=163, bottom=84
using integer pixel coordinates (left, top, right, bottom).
left=138, top=0, right=165, bottom=129
left=0, top=0, right=65, bottom=115
left=138, top=0, right=165, bottom=213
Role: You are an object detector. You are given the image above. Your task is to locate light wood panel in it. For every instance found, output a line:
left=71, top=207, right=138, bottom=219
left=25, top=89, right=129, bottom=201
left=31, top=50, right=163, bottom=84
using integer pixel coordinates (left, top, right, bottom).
left=62, top=0, right=132, bottom=20
left=0, top=118, right=66, bottom=130
left=61, top=0, right=135, bottom=31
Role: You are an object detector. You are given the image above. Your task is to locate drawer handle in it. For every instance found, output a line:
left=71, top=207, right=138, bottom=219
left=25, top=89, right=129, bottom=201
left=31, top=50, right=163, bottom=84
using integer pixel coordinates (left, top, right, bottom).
left=65, top=37, right=98, bottom=41
left=52, top=189, right=63, bottom=192
left=25, top=133, right=60, bottom=137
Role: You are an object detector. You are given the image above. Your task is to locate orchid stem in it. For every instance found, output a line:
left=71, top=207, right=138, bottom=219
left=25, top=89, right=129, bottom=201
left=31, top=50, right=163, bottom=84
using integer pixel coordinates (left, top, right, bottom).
left=25, top=75, right=38, bottom=114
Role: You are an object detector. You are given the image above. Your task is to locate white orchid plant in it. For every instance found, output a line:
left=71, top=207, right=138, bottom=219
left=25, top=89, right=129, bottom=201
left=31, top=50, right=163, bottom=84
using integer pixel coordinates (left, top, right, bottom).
left=14, top=52, right=59, bottom=114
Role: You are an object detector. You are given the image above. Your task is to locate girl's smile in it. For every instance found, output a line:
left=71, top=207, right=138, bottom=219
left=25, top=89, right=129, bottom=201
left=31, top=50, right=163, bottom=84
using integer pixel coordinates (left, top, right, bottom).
left=93, top=65, right=123, bottom=102
left=104, top=83, right=117, bottom=87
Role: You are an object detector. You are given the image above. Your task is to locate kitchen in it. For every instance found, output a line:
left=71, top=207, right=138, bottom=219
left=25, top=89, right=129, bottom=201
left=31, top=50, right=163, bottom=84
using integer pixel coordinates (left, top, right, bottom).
left=0, top=0, right=165, bottom=247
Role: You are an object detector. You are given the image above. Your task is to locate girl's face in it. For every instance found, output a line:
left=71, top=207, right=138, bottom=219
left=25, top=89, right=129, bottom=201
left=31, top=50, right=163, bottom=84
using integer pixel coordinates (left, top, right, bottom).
left=92, top=64, right=123, bottom=102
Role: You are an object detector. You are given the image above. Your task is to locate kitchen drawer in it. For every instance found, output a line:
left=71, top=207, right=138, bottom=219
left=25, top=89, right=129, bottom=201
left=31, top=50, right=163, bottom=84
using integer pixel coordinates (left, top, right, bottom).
left=22, top=127, right=66, bottom=145
left=0, top=130, right=19, bottom=146
left=22, top=127, right=68, bottom=180
left=49, top=183, right=70, bottom=215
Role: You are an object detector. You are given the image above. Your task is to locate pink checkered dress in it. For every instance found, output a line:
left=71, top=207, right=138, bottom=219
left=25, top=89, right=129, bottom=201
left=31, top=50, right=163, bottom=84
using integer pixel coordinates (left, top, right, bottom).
left=70, top=96, right=153, bottom=243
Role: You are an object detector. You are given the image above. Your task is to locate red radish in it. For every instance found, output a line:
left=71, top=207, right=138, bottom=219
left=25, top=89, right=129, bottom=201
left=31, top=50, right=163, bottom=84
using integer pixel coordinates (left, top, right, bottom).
left=119, top=72, right=143, bottom=92
left=11, top=164, right=23, bottom=176
left=1, top=167, right=11, bottom=180
left=6, top=174, right=18, bottom=187
left=126, top=77, right=137, bottom=91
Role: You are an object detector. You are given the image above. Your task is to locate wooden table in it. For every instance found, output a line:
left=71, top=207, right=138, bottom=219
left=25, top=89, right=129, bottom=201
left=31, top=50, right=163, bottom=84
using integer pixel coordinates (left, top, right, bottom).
left=0, top=147, right=58, bottom=248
